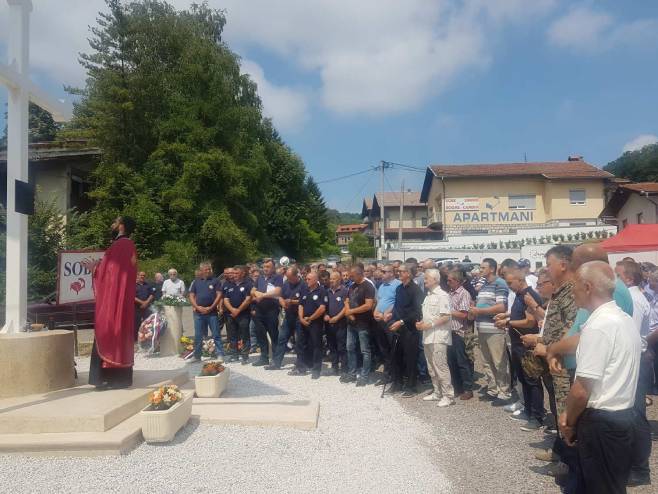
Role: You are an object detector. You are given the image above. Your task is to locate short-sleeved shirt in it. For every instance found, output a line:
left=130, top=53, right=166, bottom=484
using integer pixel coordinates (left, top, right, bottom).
left=327, top=286, right=348, bottom=318
left=300, top=284, right=327, bottom=319
left=162, top=278, right=186, bottom=298
left=475, top=277, right=509, bottom=334
left=224, top=279, right=254, bottom=317
left=421, top=286, right=452, bottom=345
left=576, top=301, right=641, bottom=411
left=136, top=281, right=156, bottom=303
left=190, top=277, right=221, bottom=307
left=449, top=285, right=472, bottom=337
left=347, top=280, right=376, bottom=328
left=564, top=279, right=634, bottom=370
left=375, top=279, right=401, bottom=313
left=255, top=274, right=284, bottom=312
left=509, top=287, right=542, bottom=344
left=281, top=279, right=307, bottom=318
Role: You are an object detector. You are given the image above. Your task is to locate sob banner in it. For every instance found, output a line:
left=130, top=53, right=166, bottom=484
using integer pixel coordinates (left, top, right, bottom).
left=57, top=250, right=105, bottom=304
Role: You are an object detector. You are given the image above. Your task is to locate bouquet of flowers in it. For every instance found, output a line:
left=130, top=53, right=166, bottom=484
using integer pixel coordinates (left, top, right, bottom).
left=138, top=310, right=167, bottom=354
left=180, top=336, right=194, bottom=359
left=148, top=384, right=183, bottom=411
left=154, top=295, right=191, bottom=308
left=202, top=339, right=216, bottom=358
left=200, top=361, right=225, bottom=376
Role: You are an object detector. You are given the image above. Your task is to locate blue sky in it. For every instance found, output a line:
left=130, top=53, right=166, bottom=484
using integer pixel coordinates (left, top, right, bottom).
left=2, top=1, right=658, bottom=212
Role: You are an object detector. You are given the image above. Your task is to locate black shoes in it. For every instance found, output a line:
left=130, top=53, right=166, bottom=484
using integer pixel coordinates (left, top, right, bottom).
left=252, top=359, right=268, bottom=367
left=356, top=377, right=367, bottom=387
left=311, top=371, right=321, bottom=380
left=288, top=367, right=307, bottom=376
left=627, top=474, right=651, bottom=487
left=400, top=387, right=417, bottom=398
left=339, top=374, right=357, bottom=383
left=264, top=364, right=281, bottom=371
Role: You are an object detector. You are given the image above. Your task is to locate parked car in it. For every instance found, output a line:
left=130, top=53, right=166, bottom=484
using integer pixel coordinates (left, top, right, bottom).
left=27, top=292, right=95, bottom=330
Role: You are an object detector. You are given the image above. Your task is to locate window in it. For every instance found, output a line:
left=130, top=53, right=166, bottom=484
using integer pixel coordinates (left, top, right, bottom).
left=421, top=217, right=428, bottom=226
left=637, top=212, right=643, bottom=224
left=569, top=189, right=586, bottom=205
left=508, top=194, right=536, bottom=210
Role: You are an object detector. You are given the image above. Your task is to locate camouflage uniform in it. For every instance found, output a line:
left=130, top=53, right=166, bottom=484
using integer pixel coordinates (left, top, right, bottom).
left=540, top=280, right=577, bottom=414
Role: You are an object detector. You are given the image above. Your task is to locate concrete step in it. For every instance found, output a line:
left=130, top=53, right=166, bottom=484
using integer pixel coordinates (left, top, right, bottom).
left=192, top=397, right=320, bottom=430
left=0, top=369, right=189, bottom=434
left=0, top=413, right=143, bottom=456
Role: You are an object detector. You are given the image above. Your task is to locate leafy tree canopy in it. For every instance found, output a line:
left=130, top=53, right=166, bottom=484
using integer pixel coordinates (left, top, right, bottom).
left=348, top=232, right=375, bottom=260
left=604, top=143, right=658, bottom=182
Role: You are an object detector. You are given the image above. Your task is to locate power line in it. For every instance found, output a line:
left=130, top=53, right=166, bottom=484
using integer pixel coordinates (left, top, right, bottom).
left=382, top=160, right=426, bottom=171
left=316, top=167, right=375, bottom=184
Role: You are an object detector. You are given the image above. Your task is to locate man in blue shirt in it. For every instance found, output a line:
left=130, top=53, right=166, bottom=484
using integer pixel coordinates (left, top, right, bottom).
left=293, top=271, right=328, bottom=379
left=223, top=265, right=253, bottom=364
left=268, top=266, right=307, bottom=370
left=324, top=271, right=348, bottom=375
left=250, top=258, right=284, bottom=366
left=135, top=271, right=156, bottom=341
left=189, top=262, right=224, bottom=362
left=373, top=264, right=401, bottom=383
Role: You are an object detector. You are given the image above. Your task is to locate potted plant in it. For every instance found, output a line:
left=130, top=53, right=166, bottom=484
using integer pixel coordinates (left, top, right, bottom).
left=195, top=361, right=230, bottom=398
left=140, top=384, right=193, bottom=443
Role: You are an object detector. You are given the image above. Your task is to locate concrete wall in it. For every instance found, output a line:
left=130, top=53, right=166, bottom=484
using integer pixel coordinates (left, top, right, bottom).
left=385, top=205, right=429, bottom=228
left=618, top=193, right=658, bottom=227
left=33, top=165, right=70, bottom=214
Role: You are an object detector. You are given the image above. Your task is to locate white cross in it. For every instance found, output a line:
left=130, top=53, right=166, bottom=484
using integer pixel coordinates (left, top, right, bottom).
left=1, top=0, right=71, bottom=333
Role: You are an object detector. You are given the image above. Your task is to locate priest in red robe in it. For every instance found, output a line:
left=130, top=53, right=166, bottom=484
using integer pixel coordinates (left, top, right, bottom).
left=83, top=216, right=138, bottom=389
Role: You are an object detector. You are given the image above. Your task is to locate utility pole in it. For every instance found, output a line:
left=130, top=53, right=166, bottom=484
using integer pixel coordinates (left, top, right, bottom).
left=398, top=179, right=404, bottom=248
left=378, top=161, right=392, bottom=260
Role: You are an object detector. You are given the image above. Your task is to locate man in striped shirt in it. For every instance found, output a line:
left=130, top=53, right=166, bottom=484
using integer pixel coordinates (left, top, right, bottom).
left=447, top=269, right=474, bottom=400
left=468, top=258, right=510, bottom=403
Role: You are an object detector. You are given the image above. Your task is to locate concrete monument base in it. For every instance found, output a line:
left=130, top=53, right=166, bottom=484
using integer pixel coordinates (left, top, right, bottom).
left=0, top=330, right=75, bottom=399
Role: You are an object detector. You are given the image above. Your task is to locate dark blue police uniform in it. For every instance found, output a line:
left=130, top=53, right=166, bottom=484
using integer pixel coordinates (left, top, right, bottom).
left=189, top=277, right=224, bottom=359
left=326, top=285, right=348, bottom=372
left=297, top=283, right=327, bottom=374
left=223, top=278, right=253, bottom=361
left=271, top=279, right=308, bottom=368
left=135, top=281, right=156, bottom=340
left=252, top=273, right=284, bottom=365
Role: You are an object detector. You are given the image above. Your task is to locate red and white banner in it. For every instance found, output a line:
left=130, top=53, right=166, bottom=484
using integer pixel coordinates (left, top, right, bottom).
left=57, top=250, right=105, bottom=304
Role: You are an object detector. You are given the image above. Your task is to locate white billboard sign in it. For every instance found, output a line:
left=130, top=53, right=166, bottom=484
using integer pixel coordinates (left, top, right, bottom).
left=445, top=197, right=479, bottom=211
left=57, top=250, right=105, bottom=304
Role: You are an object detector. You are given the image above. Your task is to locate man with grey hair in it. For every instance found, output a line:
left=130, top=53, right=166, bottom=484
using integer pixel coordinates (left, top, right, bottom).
left=162, top=268, right=186, bottom=298
left=189, top=262, right=224, bottom=362
left=560, top=261, right=642, bottom=493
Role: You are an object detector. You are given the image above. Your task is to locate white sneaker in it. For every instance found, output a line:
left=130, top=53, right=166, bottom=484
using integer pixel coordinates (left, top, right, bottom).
left=437, top=397, right=455, bottom=408
left=423, top=393, right=440, bottom=402
left=503, top=400, right=523, bottom=413
left=497, top=392, right=512, bottom=401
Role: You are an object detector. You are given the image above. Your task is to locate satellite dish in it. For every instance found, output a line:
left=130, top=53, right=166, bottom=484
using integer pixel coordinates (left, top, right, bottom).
left=279, top=256, right=290, bottom=267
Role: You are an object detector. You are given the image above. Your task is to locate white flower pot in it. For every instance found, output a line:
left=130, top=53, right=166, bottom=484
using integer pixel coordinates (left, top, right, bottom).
left=160, top=306, right=183, bottom=356
left=141, top=391, right=193, bottom=443
left=194, top=367, right=230, bottom=398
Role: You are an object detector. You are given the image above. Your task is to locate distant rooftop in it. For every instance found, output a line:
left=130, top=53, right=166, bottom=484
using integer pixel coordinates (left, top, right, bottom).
left=0, top=140, right=101, bottom=162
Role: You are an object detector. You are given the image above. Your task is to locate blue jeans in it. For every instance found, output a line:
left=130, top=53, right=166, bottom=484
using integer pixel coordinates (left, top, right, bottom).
left=347, top=325, right=371, bottom=378
left=193, top=312, right=224, bottom=359
left=273, top=315, right=300, bottom=367
left=417, top=334, right=428, bottom=378
left=249, top=317, right=258, bottom=348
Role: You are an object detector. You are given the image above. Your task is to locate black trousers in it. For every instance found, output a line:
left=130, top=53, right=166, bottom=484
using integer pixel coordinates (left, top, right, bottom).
left=510, top=343, right=544, bottom=421
left=253, top=308, right=279, bottom=363
left=226, top=314, right=251, bottom=357
left=630, top=351, right=653, bottom=479
left=89, top=340, right=133, bottom=388
left=391, top=324, right=419, bottom=388
left=373, top=319, right=392, bottom=374
left=325, top=320, right=347, bottom=370
left=447, top=333, right=474, bottom=394
left=577, top=408, right=635, bottom=494
left=297, top=321, right=324, bottom=371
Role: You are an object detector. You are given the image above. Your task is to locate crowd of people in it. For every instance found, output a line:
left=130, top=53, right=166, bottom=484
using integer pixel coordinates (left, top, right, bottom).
left=136, top=249, right=658, bottom=493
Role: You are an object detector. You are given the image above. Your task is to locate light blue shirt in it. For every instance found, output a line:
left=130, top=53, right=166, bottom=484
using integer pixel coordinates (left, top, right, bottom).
left=375, top=278, right=401, bottom=313
left=564, top=278, right=633, bottom=370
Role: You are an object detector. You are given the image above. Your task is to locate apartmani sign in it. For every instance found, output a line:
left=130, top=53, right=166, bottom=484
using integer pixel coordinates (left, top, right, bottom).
left=446, top=197, right=534, bottom=223
left=57, top=250, right=105, bottom=304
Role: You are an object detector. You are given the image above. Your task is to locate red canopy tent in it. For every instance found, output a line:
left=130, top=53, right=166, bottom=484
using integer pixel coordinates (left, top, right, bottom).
left=601, top=224, right=658, bottom=253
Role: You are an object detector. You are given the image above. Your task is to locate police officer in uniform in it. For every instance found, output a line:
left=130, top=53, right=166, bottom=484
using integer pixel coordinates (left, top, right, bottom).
left=223, top=265, right=253, bottom=364
left=250, top=259, right=284, bottom=366
left=268, top=266, right=307, bottom=370
left=324, top=271, right=348, bottom=375
left=292, top=271, right=327, bottom=379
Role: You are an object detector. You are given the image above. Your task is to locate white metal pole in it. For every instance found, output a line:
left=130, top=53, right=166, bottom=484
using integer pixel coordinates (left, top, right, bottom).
left=398, top=179, right=404, bottom=248
left=379, top=161, right=385, bottom=259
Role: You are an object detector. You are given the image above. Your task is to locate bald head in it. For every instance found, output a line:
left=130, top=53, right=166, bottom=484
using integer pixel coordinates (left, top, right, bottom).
left=572, top=243, right=609, bottom=270
left=573, top=260, right=615, bottom=311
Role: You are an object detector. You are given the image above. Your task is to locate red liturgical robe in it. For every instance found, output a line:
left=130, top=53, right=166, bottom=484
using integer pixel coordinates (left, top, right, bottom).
left=93, top=236, right=137, bottom=368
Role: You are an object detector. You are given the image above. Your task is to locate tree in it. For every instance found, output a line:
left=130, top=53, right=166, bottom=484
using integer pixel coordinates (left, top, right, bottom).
left=604, top=143, right=658, bottom=182
left=348, top=233, right=375, bottom=260
left=65, top=0, right=330, bottom=267
left=2, top=102, right=60, bottom=146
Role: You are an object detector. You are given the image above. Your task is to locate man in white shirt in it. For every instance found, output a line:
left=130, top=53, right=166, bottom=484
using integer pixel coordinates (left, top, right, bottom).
left=161, top=268, right=186, bottom=298
left=560, top=261, right=643, bottom=493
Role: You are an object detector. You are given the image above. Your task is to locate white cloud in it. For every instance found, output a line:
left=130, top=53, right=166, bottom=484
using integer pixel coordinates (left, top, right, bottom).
left=623, top=134, right=658, bottom=153
left=240, top=59, right=309, bottom=133
left=547, top=5, right=658, bottom=52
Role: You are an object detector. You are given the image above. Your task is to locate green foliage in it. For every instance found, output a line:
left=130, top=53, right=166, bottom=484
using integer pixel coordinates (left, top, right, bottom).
left=327, top=209, right=362, bottom=225
left=65, top=0, right=330, bottom=269
left=2, top=102, right=60, bottom=146
left=348, top=232, right=376, bottom=260
left=604, top=143, right=658, bottom=182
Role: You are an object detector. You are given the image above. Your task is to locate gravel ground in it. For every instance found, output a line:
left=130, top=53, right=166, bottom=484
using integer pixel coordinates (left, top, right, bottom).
left=0, top=353, right=451, bottom=494
left=396, top=369, right=658, bottom=494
